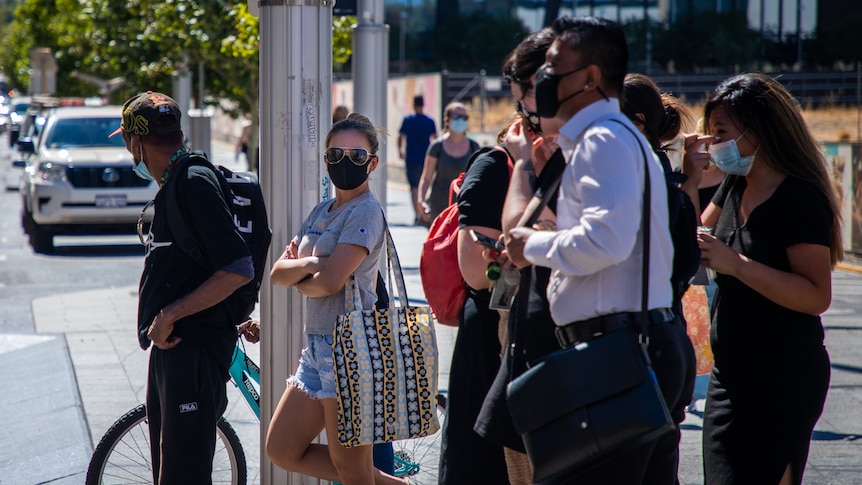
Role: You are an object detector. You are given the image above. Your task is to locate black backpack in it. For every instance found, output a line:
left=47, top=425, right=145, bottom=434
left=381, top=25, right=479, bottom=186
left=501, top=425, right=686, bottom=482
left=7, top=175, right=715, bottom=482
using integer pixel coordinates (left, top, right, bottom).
left=664, top=170, right=701, bottom=306
left=166, top=151, right=273, bottom=324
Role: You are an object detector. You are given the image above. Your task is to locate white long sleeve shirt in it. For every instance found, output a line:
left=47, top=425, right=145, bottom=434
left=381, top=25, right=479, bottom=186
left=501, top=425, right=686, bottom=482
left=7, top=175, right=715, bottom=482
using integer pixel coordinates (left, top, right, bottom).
left=523, top=98, right=674, bottom=325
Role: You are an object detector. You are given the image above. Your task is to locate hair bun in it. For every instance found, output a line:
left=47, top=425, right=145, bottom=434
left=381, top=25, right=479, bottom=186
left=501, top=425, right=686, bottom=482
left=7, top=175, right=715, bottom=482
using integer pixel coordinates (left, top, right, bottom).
left=347, top=112, right=374, bottom=127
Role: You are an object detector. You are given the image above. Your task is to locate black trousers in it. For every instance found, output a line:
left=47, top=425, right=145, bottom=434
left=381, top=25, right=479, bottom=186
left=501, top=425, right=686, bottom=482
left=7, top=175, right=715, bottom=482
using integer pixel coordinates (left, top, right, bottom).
left=147, top=340, right=230, bottom=485
left=438, top=290, right=509, bottom=485
left=563, top=315, right=696, bottom=485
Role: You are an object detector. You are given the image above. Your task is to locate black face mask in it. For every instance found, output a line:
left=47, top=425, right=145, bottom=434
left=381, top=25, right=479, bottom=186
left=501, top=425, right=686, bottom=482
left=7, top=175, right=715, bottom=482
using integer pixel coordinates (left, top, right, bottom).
left=534, top=65, right=590, bottom=118
left=516, top=99, right=542, bottom=136
left=327, top=158, right=371, bottom=190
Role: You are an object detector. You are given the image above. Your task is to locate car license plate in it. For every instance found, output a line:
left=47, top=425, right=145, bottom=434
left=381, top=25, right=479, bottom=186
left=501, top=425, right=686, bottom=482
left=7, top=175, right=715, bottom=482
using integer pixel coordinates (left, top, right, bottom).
left=95, top=195, right=127, bottom=208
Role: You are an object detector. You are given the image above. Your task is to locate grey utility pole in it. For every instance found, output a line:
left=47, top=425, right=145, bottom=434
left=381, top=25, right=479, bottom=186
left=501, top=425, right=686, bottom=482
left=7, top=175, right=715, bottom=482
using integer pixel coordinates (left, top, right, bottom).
left=352, top=0, right=389, bottom=207
left=257, top=0, right=333, bottom=483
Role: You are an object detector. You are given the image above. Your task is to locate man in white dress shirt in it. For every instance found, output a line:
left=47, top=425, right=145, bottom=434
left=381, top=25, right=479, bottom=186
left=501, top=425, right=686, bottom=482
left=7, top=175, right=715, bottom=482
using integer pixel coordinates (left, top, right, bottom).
left=504, top=16, right=695, bottom=484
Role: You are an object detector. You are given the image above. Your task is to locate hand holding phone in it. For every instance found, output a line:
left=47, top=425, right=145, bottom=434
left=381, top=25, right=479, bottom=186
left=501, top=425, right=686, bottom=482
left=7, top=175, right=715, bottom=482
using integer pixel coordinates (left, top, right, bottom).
left=470, top=229, right=504, bottom=252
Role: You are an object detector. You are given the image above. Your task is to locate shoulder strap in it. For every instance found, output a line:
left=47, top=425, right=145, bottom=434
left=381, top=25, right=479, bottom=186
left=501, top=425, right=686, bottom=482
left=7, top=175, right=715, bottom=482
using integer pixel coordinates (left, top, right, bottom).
left=609, top=118, right=652, bottom=340
left=509, top=148, right=566, bottom=372
left=164, top=152, right=225, bottom=270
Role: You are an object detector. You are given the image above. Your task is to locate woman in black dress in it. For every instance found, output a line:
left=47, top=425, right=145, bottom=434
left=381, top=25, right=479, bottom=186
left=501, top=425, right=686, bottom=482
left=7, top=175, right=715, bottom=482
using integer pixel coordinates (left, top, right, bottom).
left=690, top=73, right=843, bottom=485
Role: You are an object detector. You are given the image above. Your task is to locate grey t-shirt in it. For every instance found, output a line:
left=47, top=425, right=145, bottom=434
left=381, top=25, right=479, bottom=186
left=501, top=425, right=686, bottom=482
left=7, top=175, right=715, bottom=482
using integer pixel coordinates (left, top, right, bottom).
left=295, top=192, right=385, bottom=336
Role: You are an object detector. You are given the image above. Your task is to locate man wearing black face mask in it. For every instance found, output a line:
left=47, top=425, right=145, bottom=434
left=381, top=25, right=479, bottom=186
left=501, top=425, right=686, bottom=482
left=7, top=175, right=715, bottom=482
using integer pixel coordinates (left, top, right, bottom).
left=504, top=17, right=695, bottom=484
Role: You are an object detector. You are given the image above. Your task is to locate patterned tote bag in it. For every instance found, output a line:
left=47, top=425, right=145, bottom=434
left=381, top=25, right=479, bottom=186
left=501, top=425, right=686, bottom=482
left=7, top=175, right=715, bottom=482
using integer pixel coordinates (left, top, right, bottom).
left=332, top=227, right=440, bottom=447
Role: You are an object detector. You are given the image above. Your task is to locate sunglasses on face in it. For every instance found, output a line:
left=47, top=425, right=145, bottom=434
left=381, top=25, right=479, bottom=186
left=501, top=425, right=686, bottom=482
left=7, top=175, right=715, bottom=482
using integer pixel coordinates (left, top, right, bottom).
left=450, top=114, right=469, bottom=121
left=324, top=147, right=375, bottom=166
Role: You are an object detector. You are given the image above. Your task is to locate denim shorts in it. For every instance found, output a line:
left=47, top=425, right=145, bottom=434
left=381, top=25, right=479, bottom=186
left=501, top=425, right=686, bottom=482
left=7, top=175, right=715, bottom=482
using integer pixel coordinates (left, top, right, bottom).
left=287, top=334, right=337, bottom=400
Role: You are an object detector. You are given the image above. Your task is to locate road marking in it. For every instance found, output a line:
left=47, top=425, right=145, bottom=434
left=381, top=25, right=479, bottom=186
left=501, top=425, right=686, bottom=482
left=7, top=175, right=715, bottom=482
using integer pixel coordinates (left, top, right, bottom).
left=0, top=334, right=55, bottom=355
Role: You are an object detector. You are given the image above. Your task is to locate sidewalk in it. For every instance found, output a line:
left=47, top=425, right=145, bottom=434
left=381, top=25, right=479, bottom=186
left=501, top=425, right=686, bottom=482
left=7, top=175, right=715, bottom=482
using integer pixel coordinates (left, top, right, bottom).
left=6, top=141, right=862, bottom=484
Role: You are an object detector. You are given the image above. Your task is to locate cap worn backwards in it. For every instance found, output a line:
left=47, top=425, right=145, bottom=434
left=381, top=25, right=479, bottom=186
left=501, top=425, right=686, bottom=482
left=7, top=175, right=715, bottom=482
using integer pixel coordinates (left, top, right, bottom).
left=110, top=91, right=182, bottom=138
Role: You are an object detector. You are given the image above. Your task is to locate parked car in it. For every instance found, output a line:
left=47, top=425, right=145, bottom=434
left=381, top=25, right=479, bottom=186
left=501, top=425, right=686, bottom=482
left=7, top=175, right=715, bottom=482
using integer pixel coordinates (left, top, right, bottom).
left=19, top=105, right=158, bottom=253
left=7, top=103, right=52, bottom=190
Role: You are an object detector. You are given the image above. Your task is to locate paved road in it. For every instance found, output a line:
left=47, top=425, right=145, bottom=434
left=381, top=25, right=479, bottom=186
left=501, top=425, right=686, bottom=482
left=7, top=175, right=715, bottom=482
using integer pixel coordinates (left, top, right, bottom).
left=2, top=138, right=862, bottom=484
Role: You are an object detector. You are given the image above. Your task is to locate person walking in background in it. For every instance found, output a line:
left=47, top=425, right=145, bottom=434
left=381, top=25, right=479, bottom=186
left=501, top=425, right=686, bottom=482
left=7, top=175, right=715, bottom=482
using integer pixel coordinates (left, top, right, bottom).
left=265, top=114, right=407, bottom=485
left=398, top=95, right=437, bottom=225
left=333, top=105, right=350, bottom=123
left=473, top=27, right=559, bottom=485
left=504, top=17, right=694, bottom=483
left=114, top=92, right=254, bottom=483
left=235, top=115, right=253, bottom=169
left=690, top=73, right=842, bottom=485
left=417, top=102, right=479, bottom=225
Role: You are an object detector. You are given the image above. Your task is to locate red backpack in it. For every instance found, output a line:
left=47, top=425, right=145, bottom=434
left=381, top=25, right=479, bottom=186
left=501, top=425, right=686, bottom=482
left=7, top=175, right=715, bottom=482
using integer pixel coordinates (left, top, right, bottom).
left=419, top=146, right=512, bottom=326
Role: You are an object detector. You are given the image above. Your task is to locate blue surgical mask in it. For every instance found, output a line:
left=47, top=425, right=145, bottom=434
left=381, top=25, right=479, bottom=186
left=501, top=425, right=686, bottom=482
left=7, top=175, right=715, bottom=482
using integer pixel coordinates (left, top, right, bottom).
left=450, top=118, right=469, bottom=134
left=133, top=160, right=155, bottom=181
left=709, top=132, right=756, bottom=176
left=132, top=139, right=155, bottom=181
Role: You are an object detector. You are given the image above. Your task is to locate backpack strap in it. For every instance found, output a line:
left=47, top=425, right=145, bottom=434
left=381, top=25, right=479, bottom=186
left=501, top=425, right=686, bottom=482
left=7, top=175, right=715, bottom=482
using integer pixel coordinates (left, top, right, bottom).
left=164, top=151, right=229, bottom=271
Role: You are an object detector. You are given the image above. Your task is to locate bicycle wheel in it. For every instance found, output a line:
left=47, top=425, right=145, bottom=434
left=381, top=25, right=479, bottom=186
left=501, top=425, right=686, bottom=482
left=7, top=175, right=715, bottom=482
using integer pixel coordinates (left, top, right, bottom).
left=85, top=404, right=247, bottom=485
left=393, top=393, right=447, bottom=484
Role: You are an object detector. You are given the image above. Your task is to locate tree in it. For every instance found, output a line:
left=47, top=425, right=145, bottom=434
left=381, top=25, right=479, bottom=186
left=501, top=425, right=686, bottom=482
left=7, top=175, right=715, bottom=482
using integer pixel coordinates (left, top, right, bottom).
left=649, top=12, right=762, bottom=73
left=433, top=14, right=528, bottom=72
left=0, top=0, right=356, bottom=172
left=807, top=14, right=862, bottom=68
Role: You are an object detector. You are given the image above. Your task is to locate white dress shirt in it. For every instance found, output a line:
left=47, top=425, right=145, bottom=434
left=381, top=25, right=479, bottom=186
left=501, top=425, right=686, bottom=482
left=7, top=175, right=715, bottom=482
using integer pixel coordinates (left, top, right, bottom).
left=523, top=98, right=673, bottom=325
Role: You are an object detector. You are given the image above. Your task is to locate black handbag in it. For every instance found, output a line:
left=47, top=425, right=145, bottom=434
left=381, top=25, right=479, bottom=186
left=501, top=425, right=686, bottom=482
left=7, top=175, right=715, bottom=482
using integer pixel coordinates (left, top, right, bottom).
left=505, top=122, right=674, bottom=484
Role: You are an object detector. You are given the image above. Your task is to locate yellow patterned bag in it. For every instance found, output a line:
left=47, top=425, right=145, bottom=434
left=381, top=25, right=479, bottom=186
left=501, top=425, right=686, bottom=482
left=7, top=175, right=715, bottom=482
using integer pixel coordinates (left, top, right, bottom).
left=332, top=228, right=440, bottom=447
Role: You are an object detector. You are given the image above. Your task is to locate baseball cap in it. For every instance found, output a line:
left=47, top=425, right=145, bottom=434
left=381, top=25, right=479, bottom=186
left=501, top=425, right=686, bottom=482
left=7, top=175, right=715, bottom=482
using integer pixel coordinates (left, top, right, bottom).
left=109, top=91, right=182, bottom=138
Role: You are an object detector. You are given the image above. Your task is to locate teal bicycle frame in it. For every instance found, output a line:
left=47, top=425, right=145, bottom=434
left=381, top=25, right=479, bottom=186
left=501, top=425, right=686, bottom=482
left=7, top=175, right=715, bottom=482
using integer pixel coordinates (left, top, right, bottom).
left=228, top=344, right=261, bottom=419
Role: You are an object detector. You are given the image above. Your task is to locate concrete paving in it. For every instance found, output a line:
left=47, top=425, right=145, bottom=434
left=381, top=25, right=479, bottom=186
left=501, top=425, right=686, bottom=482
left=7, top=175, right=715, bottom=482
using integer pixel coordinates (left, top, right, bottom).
left=3, top=139, right=862, bottom=484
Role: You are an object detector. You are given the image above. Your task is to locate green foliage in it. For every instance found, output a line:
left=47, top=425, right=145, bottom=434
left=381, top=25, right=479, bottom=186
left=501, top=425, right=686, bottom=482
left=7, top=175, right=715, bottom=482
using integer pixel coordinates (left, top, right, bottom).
left=646, top=12, right=763, bottom=72
left=432, top=13, right=528, bottom=72
left=807, top=14, right=862, bottom=67
left=333, top=16, right=355, bottom=71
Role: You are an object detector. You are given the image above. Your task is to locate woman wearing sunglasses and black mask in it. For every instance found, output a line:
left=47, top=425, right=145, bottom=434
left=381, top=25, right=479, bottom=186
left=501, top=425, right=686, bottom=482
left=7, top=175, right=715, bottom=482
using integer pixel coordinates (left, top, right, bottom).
left=266, top=114, right=408, bottom=485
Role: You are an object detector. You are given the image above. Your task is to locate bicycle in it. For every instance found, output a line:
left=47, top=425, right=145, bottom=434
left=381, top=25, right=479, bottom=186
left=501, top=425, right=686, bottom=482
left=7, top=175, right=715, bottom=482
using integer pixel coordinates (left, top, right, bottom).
left=86, top=338, right=446, bottom=484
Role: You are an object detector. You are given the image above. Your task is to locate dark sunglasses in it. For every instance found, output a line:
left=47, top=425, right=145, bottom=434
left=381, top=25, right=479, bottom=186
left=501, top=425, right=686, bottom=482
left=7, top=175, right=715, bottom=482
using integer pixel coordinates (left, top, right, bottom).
left=324, top=147, right=375, bottom=166
left=450, top=114, right=469, bottom=121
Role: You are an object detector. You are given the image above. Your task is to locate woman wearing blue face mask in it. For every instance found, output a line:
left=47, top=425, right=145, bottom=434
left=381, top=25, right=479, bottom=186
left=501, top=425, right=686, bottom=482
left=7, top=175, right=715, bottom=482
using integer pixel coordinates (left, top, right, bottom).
left=688, top=73, right=843, bottom=485
left=417, top=102, right=480, bottom=224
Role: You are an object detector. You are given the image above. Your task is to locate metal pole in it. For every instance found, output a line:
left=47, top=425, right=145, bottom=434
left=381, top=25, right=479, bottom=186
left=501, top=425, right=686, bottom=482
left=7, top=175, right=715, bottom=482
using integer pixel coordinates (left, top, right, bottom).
left=857, top=61, right=860, bottom=142
left=258, top=0, right=332, bottom=483
left=198, top=62, right=205, bottom=109
left=643, top=0, right=650, bottom=74
left=796, top=0, right=802, bottom=69
left=479, top=69, right=486, bottom=133
left=353, top=0, right=389, bottom=208
left=399, top=10, right=406, bottom=75
left=778, top=0, right=784, bottom=44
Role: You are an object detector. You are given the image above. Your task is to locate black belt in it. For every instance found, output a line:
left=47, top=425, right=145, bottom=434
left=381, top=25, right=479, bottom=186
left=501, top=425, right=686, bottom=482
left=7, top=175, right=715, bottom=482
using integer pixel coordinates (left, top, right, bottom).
left=555, top=308, right=676, bottom=348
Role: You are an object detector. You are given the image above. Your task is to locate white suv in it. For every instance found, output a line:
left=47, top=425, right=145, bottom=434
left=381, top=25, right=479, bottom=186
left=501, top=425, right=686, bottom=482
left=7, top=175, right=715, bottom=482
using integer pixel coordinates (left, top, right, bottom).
left=19, top=105, right=158, bottom=253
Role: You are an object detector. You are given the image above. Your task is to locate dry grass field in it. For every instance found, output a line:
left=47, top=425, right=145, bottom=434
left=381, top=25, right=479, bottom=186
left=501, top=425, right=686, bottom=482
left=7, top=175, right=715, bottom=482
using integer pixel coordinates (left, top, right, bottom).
left=473, top=98, right=862, bottom=143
